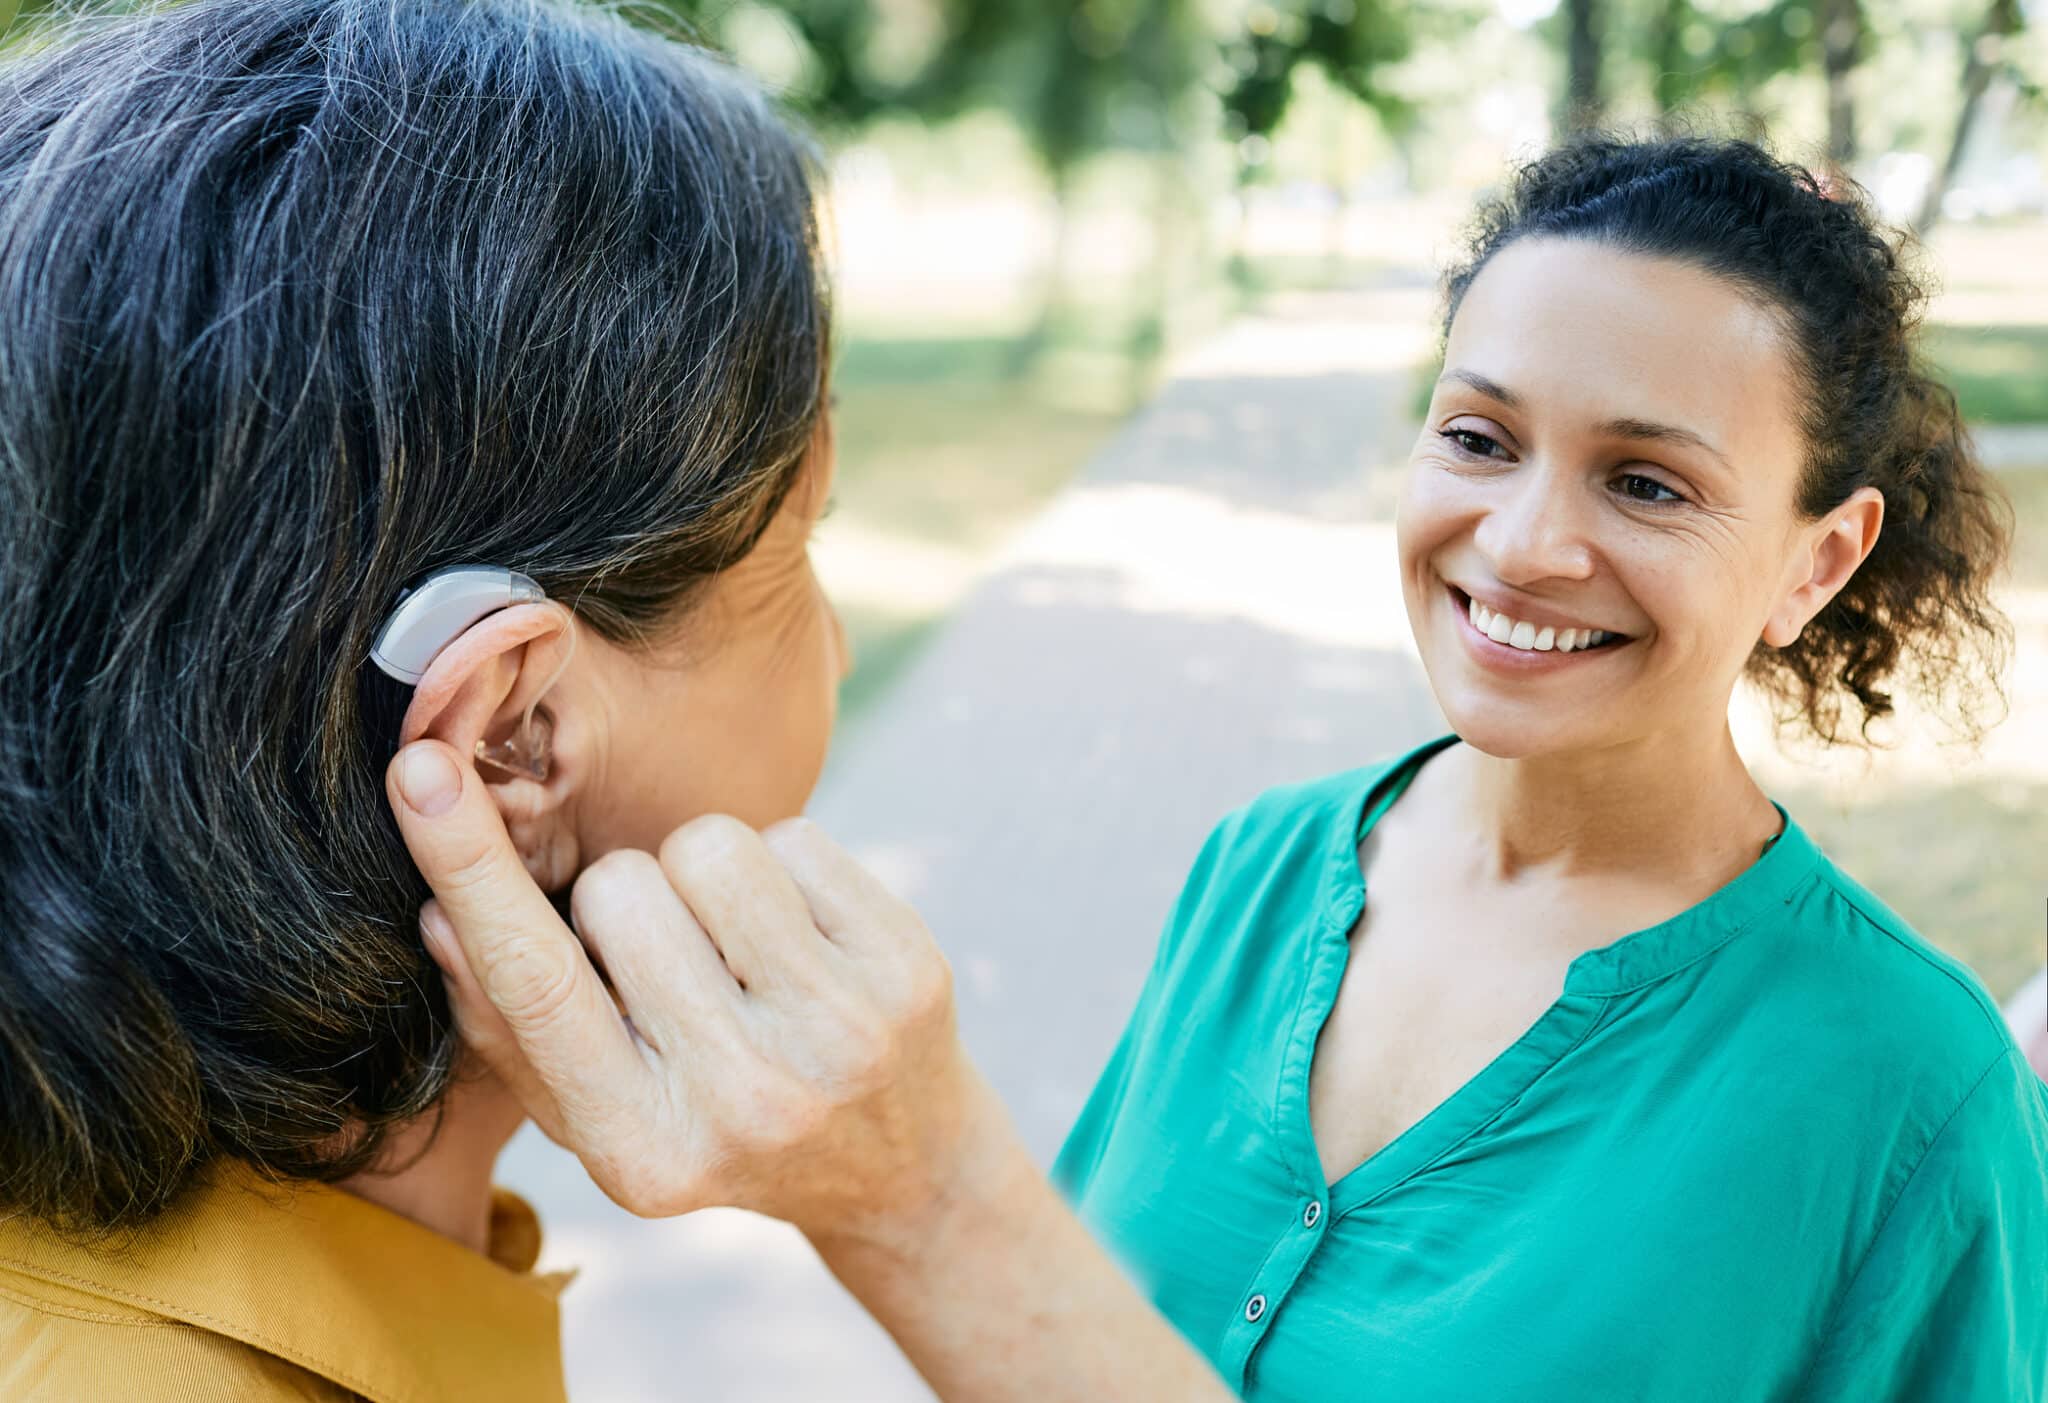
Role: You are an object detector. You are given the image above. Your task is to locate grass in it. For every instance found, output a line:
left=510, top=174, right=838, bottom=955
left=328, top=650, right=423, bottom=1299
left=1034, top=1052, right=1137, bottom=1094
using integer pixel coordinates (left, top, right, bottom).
left=823, top=331, right=1135, bottom=721
left=1922, top=325, right=2048, bottom=426
left=1999, top=466, right=2048, bottom=589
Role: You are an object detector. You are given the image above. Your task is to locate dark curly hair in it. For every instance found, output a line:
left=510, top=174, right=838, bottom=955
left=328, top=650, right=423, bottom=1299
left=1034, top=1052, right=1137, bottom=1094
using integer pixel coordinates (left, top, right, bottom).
left=1441, top=136, right=2013, bottom=746
left=0, top=0, right=827, bottom=1233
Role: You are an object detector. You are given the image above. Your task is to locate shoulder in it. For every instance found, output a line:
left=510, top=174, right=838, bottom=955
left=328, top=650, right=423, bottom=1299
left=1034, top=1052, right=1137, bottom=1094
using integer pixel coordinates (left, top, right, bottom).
left=1201, top=764, right=1378, bottom=862
left=1781, top=850, right=2019, bottom=1069
left=1722, top=834, right=2043, bottom=1167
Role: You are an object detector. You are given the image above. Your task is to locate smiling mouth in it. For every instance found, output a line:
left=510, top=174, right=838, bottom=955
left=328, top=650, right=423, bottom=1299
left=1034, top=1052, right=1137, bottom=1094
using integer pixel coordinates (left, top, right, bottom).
left=1447, top=584, right=1631, bottom=655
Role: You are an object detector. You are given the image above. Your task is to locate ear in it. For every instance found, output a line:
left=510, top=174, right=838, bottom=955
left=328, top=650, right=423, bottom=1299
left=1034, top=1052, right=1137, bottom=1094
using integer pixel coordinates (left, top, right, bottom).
left=398, top=602, right=582, bottom=889
left=1761, top=486, right=1885, bottom=648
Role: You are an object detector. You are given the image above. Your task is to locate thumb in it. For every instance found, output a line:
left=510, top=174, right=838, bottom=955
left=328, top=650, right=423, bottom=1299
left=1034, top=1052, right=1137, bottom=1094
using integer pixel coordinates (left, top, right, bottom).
left=386, top=741, right=645, bottom=1124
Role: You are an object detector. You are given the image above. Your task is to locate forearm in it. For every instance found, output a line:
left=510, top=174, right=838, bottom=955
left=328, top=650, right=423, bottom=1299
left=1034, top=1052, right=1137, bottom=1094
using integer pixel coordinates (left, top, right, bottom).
left=809, top=1089, right=1235, bottom=1403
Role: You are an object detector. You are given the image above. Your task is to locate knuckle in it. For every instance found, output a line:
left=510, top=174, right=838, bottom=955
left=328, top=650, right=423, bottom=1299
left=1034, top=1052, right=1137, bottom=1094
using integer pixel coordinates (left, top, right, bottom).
left=433, top=840, right=507, bottom=898
left=660, top=813, right=757, bottom=873
left=905, top=951, right=956, bottom=1022
left=475, top=937, right=583, bottom=1030
left=759, top=815, right=824, bottom=860
left=571, top=849, right=665, bottom=929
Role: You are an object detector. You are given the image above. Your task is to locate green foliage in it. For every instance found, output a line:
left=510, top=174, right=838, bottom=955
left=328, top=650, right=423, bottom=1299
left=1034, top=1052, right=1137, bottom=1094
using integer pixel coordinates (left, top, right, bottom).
left=910, top=0, right=1214, bottom=176
left=1638, top=0, right=1818, bottom=116
left=639, top=0, right=892, bottom=127
left=1220, top=0, right=1413, bottom=141
left=1924, top=323, right=2048, bottom=425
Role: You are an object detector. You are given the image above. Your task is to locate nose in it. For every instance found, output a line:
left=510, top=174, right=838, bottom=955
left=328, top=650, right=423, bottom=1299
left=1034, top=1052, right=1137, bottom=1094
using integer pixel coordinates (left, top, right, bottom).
left=1470, top=464, right=1595, bottom=586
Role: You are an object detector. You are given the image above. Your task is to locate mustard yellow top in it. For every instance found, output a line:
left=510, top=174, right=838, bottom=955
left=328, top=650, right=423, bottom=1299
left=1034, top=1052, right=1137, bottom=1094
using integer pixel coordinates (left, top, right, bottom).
left=0, top=1162, right=574, bottom=1403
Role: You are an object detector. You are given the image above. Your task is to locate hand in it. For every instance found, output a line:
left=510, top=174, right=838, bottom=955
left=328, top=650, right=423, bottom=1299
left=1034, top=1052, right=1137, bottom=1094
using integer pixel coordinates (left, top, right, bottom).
left=385, top=739, right=1009, bottom=1246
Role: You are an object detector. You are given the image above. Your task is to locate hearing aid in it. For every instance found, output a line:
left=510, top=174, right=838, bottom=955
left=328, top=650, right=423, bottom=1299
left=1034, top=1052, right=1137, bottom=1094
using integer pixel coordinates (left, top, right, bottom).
left=371, top=564, right=574, bottom=782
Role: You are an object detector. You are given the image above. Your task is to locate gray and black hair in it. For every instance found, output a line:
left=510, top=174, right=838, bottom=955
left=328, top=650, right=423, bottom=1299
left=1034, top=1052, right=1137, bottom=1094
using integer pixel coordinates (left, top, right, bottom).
left=0, top=0, right=829, bottom=1232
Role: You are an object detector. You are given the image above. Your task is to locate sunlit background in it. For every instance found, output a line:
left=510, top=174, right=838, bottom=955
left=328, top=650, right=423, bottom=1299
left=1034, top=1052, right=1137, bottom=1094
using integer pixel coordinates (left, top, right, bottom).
left=6, top=1, right=2042, bottom=1397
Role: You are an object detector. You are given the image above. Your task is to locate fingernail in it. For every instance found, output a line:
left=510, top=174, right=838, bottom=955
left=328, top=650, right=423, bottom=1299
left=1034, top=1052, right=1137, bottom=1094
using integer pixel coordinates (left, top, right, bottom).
left=396, top=745, right=462, bottom=817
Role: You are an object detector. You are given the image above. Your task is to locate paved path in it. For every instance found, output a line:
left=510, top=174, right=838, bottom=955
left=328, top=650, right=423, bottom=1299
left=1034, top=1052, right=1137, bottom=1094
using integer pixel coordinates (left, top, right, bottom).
left=497, top=284, right=1457, bottom=1402
left=1976, top=422, right=2048, bottom=469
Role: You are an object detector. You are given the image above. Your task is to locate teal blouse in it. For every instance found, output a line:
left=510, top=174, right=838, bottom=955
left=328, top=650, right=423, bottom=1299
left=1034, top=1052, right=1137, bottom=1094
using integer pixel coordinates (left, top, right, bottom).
left=1054, top=734, right=2048, bottom=1400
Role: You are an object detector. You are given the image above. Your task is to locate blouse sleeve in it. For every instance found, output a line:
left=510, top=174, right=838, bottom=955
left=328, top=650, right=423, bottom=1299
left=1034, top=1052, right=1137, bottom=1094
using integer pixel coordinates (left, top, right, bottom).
left=1798, top=1048, right=2048, bottom=1401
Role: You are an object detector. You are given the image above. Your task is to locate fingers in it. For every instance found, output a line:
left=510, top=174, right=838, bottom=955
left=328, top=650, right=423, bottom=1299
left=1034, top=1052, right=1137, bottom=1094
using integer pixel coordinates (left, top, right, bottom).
left=387, top=740, right=649, bottom=1133
left=760, top=818, right=919, bottom=955
left=657, top=815, right=830, bottom=992
left=569, top=848, right=741, bottom=1055
left=420, top=901, right=571, bottom=1146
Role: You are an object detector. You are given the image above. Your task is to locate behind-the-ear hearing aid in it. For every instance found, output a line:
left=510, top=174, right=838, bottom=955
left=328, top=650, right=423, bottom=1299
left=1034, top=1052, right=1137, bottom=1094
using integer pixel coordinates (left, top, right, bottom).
left=371, top=564, right=574, bottom=782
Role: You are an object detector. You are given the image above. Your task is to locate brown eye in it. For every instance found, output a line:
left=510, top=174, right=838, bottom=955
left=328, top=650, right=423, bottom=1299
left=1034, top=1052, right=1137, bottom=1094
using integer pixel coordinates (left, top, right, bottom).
left=1440, top=428, right=1503, bottom=458
left=1617, top=473, right=1683, bottom=505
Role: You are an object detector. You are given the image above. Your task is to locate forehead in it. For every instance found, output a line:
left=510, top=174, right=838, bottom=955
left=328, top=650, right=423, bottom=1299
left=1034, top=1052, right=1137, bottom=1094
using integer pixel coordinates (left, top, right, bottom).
left=1446, top=238, right=1802, bottom=469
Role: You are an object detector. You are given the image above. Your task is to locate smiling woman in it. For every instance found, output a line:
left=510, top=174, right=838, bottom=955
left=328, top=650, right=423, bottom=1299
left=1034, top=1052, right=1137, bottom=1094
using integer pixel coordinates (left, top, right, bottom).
left=1054, top=137, right=2047, bottom=1401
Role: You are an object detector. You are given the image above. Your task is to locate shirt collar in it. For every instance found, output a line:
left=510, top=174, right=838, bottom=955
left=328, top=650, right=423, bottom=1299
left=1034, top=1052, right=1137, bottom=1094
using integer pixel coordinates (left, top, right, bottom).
left=0, top=1160, right=572, bottom=1403
left=1335, top=732, right=1824, bottom=997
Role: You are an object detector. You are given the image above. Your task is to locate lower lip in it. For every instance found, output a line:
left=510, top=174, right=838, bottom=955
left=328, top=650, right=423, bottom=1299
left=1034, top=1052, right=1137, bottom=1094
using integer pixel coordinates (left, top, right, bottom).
left=1446, top=584, right=1631, bottom=673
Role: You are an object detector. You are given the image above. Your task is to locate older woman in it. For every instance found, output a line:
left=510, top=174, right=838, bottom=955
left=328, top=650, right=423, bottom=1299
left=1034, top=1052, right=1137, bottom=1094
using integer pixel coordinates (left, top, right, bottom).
left=0, top=3, right=1227, bottom=1398
left=397, top=143, right=2048, bottom=1402
left=0, top=0, right=857, bottom=1396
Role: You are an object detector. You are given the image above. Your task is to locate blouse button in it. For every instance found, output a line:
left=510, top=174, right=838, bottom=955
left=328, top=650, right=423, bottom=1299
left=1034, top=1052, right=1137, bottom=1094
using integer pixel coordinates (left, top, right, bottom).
left=1302, top=1201, right=1322, bottom=1229
left=1245, top=1294, right=1268, bottom=1323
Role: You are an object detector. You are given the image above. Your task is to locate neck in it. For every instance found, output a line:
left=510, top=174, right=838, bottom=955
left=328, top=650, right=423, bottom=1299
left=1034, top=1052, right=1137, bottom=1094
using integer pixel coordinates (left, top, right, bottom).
left=1447, top=720, right=1780, bottom=887
left=339, top=1062, right=527, bottom=1254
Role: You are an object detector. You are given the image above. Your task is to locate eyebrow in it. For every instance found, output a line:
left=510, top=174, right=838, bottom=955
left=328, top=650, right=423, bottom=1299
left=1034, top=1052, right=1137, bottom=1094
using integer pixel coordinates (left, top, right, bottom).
left=1592, top=416, right=1732, bottom=472
left=1437, top=368, right=1520, bottom=408
left=1436, top=368, right=1732, bottom=472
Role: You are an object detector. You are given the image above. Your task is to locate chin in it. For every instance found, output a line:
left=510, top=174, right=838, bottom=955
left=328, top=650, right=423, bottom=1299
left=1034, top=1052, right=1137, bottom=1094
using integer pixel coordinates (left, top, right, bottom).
left=1424, top=677, right=1594, bottom=763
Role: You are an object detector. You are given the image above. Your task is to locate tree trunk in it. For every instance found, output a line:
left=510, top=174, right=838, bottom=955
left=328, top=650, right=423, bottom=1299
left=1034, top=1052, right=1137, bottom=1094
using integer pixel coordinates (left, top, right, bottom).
left=1819, top=0, right=1863, bottom=167
left=1650, top=0, right=1689, bottom=124
left=1012, top=162, right=1078, bottom=377
left=1914, top=0, right=2022, bottom=236
left=1562, top=0, right=1604, bottom=133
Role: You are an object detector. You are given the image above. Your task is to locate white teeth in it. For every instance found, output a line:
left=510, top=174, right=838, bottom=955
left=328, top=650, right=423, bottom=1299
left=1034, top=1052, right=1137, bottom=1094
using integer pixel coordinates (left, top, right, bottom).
left=1462, top=589, right=1618, bottom=653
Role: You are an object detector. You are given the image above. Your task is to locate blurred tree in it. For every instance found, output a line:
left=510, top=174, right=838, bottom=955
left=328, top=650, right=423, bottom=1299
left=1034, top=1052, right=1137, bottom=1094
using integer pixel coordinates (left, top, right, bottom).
left=1562, top=0, right=1605, bottom=131
left=642, top=0, right=891, bottom=127
left=1642, top=2, right=1834, bottom=150
left=903, top=0, right=1214, bottom=371
left=1817, top=0, right=1863, bottom=164
left=1216, top=0, right=1415, bottom=285
left=1218, top=0, right=1413, bottom=141
left=1914, top=0, right=2025, bottom=233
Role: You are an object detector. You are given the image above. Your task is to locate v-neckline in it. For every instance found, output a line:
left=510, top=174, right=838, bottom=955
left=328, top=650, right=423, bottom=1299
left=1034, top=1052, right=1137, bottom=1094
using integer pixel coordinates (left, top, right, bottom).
left=1273, top=733, right=1821, bottom=1218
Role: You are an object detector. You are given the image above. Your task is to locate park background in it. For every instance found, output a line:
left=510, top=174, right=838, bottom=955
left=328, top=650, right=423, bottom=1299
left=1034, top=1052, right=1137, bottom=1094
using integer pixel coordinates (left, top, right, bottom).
left=6, top=0, right=2043, bottom=1397
left=547, top=2, right=2048, bottom=1394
